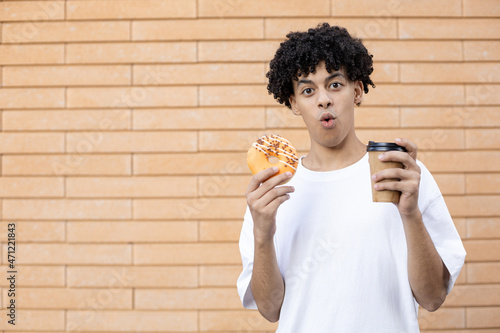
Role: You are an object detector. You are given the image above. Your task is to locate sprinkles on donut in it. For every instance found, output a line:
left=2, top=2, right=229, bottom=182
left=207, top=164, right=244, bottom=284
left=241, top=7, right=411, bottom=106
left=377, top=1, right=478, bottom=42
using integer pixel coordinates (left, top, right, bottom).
left=247, top=134, right=298, bottom=178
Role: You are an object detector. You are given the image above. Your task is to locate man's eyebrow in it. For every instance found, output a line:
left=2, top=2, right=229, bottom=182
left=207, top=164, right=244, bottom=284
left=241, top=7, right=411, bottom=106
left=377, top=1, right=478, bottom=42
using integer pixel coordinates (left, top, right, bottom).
left=296, top=72, right=345, bottom=87
left=327, top=72, right=345, bottom=81
left=296, top=78, right=313, bottom=87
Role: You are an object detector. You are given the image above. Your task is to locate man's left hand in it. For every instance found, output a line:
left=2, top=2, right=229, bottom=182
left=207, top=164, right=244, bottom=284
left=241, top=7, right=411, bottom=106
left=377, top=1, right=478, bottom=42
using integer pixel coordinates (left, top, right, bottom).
left=371, top=138, right=421, bottom=218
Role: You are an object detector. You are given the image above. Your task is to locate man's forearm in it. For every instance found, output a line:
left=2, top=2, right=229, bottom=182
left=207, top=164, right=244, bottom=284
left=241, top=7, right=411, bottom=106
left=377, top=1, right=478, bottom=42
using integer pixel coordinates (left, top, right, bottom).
left=251, top=237, right=285, bottom=322
left=402, top=211, right=449, bottom=311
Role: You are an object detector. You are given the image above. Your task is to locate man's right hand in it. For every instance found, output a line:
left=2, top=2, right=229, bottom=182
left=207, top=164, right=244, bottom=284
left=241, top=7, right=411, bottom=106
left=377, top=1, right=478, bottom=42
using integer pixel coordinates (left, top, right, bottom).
left=245, top=167, right=295, bottom=242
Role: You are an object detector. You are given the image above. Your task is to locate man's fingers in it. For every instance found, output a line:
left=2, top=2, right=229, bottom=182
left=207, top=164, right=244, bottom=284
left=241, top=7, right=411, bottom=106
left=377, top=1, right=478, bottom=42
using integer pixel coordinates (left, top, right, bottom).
left=395, top=137, right=418, bottom=161
left=250, top=171, right=293, bottom=199
left=245, top=167, right=279, bottom=195
left=260, top=184, right=295, bottom=207
left=266, top=192, right=292, bottom=211
left=379, top=150, right=419, bottom=172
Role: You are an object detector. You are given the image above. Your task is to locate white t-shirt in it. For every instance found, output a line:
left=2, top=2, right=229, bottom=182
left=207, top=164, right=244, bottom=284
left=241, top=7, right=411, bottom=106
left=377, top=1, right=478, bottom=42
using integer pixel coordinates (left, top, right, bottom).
left=237, top=153, right=466, bottom=332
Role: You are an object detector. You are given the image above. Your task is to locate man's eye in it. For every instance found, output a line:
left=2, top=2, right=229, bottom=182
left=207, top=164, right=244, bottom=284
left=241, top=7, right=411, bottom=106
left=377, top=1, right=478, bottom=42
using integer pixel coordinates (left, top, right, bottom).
left=303, top=88, right=313, bottom=95
left=330, top=82, right=341, bottom=89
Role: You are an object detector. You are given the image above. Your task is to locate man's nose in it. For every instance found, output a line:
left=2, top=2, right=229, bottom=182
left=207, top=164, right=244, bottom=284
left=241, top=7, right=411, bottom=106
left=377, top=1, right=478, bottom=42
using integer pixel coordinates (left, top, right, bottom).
left=317, top=89, right=332, bottom=108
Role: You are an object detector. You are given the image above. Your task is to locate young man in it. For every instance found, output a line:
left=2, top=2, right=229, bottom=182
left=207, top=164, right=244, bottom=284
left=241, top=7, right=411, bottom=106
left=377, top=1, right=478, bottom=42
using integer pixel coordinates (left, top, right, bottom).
left=237, top=23, right=466, bottom=332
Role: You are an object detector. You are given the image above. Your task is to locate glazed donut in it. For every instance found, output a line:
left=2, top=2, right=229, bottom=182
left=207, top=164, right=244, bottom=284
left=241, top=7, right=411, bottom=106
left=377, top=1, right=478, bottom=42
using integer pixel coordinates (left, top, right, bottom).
left=247, top=134, right=299, bottom=178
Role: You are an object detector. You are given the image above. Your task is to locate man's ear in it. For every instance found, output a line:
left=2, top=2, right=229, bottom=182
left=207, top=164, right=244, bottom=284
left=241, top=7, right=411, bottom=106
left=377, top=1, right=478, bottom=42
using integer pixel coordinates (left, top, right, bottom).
left=289, top=95, right=301, bottom=115
left=354, top=81, right=364, bottom=106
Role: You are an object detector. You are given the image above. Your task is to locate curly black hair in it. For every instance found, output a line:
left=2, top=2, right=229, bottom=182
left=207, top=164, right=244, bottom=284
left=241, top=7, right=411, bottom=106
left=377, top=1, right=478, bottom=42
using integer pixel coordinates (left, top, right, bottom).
left=266, top=23, right=375, bottom=108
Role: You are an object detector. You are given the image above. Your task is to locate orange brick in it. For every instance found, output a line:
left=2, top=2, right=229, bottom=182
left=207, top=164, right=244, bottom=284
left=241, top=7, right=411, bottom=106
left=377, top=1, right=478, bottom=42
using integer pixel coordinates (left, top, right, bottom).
left=0, top=1, right=64, bottom=22
left=133, top=197, right=245, bottom=220
left=199, top=310, right=278, bottom=331
left=67, top=0, right=195, bottom=19
left=133, top=63, right=265, bottom=85
left=3, top=65, right=131, bottom=87
left=454, top=218, right=467, bottom=240
left=211, top=128, right=311, bottom=151
left=136, top=288, right=240, bottom=309
left=67, top=176, right=196, bottom=198
left=455, top=261, right=467, bottom=284
left=467, top=174, right=500, bottom=194
left=198, top=40, right=280, bottom=62
left=198, top=175, right=248, bottom=197
left=67, top=86, right=197, bottom=108
left=399, top=19, right=500, bottom=39
left=199, top=129, right=265, bottom=151
left=400, top=63, right=500, bottom=83
left=364, top=41, right=463, bottom=61
left=199, top=0, right=329, bottom=17
left=417, top=151, right=500, bottom=173
left=418, top=308, right=464, bottom=329
left=401, top=107, right=500, bottom=128
left=266, top=106, right=306, bottom=129
left=357, top=129, right=464, bottom=150
left=265, top=18, right=398, bottom=39
left=133, top=18, right=263, bottom=40
left=467, top=307, right=500, bottom=328
left=0, top=88, right=64, bottom=108
left=0, top=132, right=64, bottom=153
left=133, top=107, right=266, bottom=130
left=134, top=243, right=240, bottom=265
left=466, top=84, right=500, bottom=105
left=433, top=174, right=466, bottom=195
left=67, top=221, right=198, bottom=242
left=372, top=63, right=399, bottom=83
left=66, top=131, right=197, bottom=153
left=423, top=330, right=500, bottom=333
left=3, top=109, right=131, bottom=131
left=200, top=84, right=275, bottom=106
left=464, top=0, right=500, bottom=17
left=200, top=221, right=241, bottom=241
left=66, top=42, right=197, bottom=64
left=364, top=84, right=464, bottom=106
left=467, top=262, right=500, bottom=284
left=0, top=221, right=64, bottom=242
left=2, top=21, right=130, bottom=43
left=465, top=41, right=500, bottom=61
left=0, top=44, right=64, bottom=65
left=67, top=310, right=197, bottom=332
left=445, top=195, right=500, bottom=217
left=2, top=199, right=131, bottom=220
left=67, top=266, right=198, bottom=288
left=332, top=0, right=460, bottom=17
left=2, top=243, right=131, bottom=265
left=466, top=129, right=500, bottom=150
left=0, top=177, right=63, bottom=197
left=0, top=265, right=64, bottom=287
left=3, top=287, right=132, bottom=310
left=463, top=240, right=500, bottom=261
left=199, top=265, right=241, bottom=287
left=2, top=154, right=131, bottom=176
left=445, top=285, right=500, bottom=306
left=0, top=310, right=64, bottom=330
left=467, top=218, right=500, bottom=238
left=133, top=152, right=247, bottom=176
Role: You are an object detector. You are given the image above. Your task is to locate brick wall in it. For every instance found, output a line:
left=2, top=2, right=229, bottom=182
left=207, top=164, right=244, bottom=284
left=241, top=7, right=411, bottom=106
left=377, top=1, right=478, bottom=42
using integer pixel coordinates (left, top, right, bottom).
left=0, top=0, right=499, bottom=331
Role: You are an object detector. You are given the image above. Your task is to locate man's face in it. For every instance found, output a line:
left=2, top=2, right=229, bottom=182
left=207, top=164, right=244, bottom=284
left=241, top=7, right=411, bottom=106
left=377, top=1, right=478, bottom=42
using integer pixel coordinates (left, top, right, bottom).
left=289, top=61, right=363, bottom=151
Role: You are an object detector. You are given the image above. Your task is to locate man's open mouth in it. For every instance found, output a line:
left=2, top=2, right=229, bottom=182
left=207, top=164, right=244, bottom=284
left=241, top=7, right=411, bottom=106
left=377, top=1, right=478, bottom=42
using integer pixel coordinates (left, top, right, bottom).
left=320, top=113, right=336, bottom=128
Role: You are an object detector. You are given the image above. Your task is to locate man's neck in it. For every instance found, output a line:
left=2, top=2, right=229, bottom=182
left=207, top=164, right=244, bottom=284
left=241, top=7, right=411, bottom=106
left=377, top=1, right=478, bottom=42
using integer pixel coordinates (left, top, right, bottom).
left=302, top=138, right=367, bottom=172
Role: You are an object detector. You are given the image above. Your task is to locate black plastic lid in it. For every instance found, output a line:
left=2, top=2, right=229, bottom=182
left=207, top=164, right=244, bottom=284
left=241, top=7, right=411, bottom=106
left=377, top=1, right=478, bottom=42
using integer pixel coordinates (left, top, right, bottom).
left=366, top=141, right=407, bottom=152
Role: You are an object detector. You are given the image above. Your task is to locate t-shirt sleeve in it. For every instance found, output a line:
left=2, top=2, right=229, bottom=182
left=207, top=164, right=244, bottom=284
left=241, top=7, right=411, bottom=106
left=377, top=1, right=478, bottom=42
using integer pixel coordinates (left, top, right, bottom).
left=236, top=206, right=258, bottom=309
left=417, top=160, right=467, bottom=294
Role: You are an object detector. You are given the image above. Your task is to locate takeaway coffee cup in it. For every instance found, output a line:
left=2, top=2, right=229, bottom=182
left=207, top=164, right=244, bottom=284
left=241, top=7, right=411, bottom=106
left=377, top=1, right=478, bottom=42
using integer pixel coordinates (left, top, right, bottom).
left=367, top=141, right=408, bottom=203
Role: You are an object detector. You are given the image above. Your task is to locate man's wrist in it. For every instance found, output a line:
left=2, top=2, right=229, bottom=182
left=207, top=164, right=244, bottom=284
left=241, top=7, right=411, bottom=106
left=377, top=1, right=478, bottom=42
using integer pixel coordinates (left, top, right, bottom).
left=400, top=208, right=422, bottom=224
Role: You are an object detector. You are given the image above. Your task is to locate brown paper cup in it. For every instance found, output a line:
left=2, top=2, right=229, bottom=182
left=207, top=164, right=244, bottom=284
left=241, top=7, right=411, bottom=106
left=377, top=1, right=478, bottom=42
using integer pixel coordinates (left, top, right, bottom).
left=369, top=151, right=404, bottom=203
